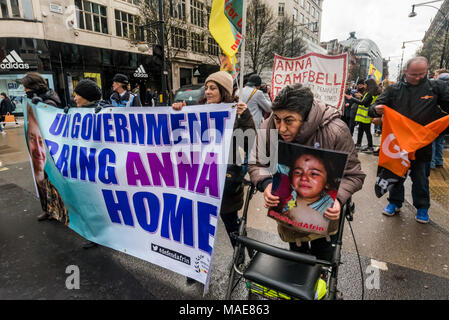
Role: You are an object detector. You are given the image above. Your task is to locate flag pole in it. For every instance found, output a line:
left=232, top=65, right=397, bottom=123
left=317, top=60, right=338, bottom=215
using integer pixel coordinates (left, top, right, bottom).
left=239, top=0, right=248, bottom=94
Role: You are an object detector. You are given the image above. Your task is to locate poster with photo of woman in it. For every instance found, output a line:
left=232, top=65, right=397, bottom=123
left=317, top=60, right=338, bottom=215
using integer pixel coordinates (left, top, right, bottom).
left=268, top=141, right=349, bottom=236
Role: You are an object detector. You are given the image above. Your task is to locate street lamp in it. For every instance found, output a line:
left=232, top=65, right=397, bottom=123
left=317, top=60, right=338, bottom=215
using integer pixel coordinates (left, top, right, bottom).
left=409, top=0, right=448, bottom=68
left=399, top=40, right=422, bottom=74
left=409, top=0, right=444, bottom=17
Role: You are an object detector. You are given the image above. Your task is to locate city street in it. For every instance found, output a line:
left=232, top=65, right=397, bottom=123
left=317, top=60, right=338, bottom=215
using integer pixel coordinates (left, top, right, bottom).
left=1, top=119, right=449, bottom=300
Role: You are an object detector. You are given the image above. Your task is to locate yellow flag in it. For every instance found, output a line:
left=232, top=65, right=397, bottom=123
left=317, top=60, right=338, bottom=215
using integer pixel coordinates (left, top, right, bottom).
left=209, top=0, right=243, bottom=57
left=368, top=64, right=382, bottom=83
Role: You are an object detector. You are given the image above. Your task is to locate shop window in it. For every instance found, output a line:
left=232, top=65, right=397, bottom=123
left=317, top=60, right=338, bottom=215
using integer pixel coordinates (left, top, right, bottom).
left=207, top=37, right=219, bottom=56
left=115, top=9, right=139, bottom=41
left=171, top=0, right=186, bottom=21
left=171, top=27, right=187, bottom=49
left=278, top=3, right=285, bottom=17
left=75, top=0, right=108, bottom=34
left=180, top=68, right=192, bottom=87
left=0, top=74, right=54, bottom=115
left=121, top=0, right=140, bottom=5
left=191, top=32, right=204, bottom=53
left=10, top=0, right=19, bottom=17
left=0, top=0, right=34, bottom=19
left=102, top=49, right=112, bottom=66
left=0, top=0, right=8, bottom=18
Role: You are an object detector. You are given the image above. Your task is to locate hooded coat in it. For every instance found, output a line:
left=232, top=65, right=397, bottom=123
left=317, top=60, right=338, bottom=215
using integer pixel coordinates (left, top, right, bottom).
left=248, top=99, right=366, bottom=243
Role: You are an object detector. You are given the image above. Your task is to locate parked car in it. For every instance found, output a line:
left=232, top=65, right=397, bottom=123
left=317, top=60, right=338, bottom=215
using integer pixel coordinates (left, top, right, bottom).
left=173, top=84, right=204, bottom=105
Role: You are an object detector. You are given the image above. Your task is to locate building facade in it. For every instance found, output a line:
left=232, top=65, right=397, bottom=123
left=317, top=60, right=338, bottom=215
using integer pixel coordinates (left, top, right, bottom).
left=257, top=0, right=325, bottom=82
left=0, top=0, right=219, bottom=111
left=266, top=0, right=323, bottom=46
left=420, top=0, right=449, bottom=71
left=321, top=38, right=361, bottom=82
left=323, top=32, right=383, bottom=82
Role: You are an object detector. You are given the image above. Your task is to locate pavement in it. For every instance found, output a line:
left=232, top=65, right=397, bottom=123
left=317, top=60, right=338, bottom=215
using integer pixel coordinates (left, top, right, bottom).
left=1, top=121, right=449, bottom=300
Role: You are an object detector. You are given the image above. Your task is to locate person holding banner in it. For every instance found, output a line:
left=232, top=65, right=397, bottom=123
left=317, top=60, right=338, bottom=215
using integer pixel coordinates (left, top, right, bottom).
left=73, top=79, right=106, bottom=249
left=74, top=79, right=103, bottom=108
left=173, top=71, right=255, bottom=263
left=248, top=84, right=365, bottom=261
left=369, top=56, right=449, bottom=223
left=21, top=72, right=62, bottom=108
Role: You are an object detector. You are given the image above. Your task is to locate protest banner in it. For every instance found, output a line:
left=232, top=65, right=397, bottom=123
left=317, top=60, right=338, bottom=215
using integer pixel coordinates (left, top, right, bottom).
left=271, top=53, right=348, bottom=110
left=270, top=141, right=348, bottom=236
left=24, top=100, right=236, bottom=289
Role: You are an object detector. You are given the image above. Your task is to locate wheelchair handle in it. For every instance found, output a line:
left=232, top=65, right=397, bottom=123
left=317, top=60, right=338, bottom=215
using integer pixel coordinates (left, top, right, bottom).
left=231, top=234, right=332, bottom=268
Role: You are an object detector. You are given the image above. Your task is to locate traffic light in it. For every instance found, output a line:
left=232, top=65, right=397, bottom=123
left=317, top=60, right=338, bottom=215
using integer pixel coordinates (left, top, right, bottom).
left=153, top=44, right=163, bottom=67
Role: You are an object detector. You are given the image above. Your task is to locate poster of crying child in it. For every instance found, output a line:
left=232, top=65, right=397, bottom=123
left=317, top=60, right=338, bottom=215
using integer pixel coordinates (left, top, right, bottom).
left=269, top=141, right=349, bottom=236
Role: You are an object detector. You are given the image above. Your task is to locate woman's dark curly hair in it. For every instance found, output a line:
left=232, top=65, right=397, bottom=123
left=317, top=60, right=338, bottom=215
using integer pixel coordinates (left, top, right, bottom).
left=272, top=83, right=314, bottom=121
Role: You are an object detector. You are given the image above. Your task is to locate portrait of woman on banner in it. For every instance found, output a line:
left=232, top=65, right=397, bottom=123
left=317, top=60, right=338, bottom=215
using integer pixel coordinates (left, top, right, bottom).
left=25, top=103, right=69, bottom=226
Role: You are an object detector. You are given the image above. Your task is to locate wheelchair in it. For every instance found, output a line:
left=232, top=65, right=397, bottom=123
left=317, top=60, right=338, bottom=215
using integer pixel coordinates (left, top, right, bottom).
left=225, top=180, right=355, bottom=300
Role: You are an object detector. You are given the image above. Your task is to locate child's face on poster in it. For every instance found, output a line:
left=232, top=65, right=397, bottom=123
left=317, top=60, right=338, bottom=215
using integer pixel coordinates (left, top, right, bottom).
left=291, top=154, right=328, bottom=203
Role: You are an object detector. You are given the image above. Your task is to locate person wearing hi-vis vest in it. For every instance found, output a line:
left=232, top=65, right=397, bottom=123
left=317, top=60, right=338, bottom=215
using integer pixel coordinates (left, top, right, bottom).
left=345, top=78, right=381, bottom=154
left=109, top=73, right=142, bottom=107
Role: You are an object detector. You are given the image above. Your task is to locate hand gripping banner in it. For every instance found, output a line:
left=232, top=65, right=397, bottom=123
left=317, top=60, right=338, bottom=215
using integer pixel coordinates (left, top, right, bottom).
left=24, top=100, right=236, bottom=290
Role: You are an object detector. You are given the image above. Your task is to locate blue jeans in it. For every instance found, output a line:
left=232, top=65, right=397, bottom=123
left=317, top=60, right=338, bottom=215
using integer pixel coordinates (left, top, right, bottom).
left=388, top=160, right=430, bottom=210
left=431, top=135, right=445, bottom=168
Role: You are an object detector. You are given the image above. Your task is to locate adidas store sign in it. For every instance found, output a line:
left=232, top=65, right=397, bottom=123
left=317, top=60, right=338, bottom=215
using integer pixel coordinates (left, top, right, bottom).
left=1, top=50, right=29, bottom=70
left=134, top=65, right=149, bottom=78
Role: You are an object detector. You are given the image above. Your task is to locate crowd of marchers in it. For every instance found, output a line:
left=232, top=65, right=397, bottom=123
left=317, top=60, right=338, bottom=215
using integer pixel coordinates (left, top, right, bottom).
left=8, top=56, right=449, bottom=285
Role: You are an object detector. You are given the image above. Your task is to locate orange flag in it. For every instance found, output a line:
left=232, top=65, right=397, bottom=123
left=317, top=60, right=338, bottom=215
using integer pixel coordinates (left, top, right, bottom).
left=379, top=106, right=449, bottom=178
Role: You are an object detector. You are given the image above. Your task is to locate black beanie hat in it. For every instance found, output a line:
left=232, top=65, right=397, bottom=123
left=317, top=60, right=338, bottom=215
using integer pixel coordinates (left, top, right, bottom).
left=247, top=74, right=262, bottom=87
left=112, top=73, right=129, bottom=84
left=74, top=79, right=102, bottom=102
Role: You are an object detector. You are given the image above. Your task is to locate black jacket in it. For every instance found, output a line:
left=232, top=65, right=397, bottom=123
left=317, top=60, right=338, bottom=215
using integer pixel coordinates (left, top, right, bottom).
left=109, top=91, right=142, bottom=107
left=28, top=89, right=62, bottom=108
left=369, top=77, right=449, bottom=161
left=0, top=98, right=14, bottom=115
left=221, top=108, right=255, bottom=214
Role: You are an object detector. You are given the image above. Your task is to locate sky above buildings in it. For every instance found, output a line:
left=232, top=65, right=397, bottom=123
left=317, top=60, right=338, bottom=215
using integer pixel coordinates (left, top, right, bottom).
left=321, top=0, right=441, bottom=80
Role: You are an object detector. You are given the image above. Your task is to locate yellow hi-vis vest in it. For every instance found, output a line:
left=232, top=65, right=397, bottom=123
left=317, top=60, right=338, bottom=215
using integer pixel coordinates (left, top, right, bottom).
left=355, top=94, right=378, bottom=124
